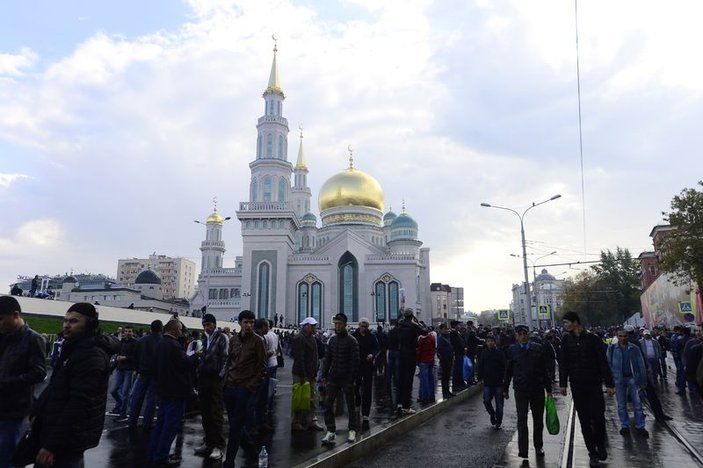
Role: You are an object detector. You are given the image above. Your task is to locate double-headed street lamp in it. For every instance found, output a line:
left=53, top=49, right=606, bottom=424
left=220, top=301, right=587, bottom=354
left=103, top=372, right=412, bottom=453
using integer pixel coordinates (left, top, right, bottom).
left=481, top=194, right=561, bottom=329
left=511, top=251, right=558, bottom=280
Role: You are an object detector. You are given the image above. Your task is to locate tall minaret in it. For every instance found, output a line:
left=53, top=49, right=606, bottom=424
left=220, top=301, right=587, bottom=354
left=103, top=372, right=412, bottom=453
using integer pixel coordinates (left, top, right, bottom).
left=249, top=38, right=291, bottom=203
left=200, top=199, right=226, bottom=271
left=291, top=126, right=312, bottom=217
left=237, top=39, right=299, bottom=320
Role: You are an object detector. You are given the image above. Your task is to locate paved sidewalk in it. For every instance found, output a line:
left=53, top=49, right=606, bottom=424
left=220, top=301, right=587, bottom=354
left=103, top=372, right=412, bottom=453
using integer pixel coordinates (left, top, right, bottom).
left=81, top=364, right=463, bottom=467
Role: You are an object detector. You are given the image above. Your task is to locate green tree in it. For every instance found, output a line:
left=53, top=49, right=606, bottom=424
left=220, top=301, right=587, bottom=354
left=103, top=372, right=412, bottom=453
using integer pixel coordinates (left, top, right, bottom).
left=559, top=247, right=641, bottom=326
left=658, top=181, right=703, bottom=291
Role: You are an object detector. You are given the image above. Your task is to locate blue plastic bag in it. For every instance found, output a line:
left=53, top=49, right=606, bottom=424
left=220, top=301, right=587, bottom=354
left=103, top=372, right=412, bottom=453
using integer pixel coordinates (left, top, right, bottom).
left=462, top=355, right=474, bottom=381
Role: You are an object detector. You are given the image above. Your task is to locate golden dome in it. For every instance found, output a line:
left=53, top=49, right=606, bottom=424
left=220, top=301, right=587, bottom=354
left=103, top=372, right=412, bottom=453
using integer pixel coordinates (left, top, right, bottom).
left=206, top=211, right=224, bottom=224
left=319, top=166, right=384, bottom=212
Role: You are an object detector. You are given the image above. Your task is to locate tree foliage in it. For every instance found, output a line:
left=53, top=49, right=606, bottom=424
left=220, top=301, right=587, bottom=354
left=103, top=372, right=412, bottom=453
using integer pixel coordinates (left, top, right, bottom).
left=659, top=181, right=703, bottom=289
left=559, top=247, right=641, bottom=326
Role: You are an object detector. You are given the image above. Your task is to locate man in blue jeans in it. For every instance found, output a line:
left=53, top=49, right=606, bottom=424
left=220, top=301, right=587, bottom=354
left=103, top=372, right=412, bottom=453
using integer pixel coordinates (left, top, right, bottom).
left=148, top=319, right=193, bottom=466
left=110, top=325, right=137, bottom=420
left=606, top=328, right=648, bottom=437
left=222, top=310, right=267, bottom=468
left=477, top=334, right=506, bottom=429
left=0, top=296, right=47, bottom=467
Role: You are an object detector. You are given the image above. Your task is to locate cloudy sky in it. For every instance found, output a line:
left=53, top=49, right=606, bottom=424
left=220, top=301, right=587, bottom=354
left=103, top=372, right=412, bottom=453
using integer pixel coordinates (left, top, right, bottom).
left=1, top=0, right=701, bottom=312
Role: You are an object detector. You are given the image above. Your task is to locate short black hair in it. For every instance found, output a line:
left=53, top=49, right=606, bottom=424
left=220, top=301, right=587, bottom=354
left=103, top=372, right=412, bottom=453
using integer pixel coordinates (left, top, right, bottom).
left=164, top=319, right=182, bottom=334
left=450, top=320, right=459, bottom=327
left=0, top=296, right=21, bottom=315
left=151, top=320, right=163, bottom=333
left=562, top=311, right=581, bottom=324
left=255, top=318, right=269, bottom=330
left=239, top=310, right=256, bottom=322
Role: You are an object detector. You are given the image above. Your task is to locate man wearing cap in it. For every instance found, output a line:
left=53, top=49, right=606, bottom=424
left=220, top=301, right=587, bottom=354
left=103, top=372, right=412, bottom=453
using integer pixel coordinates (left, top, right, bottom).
left=34, top=302, right=119, bottom=467
left=0, top=296, right=47, bottom=467
left=352, top=318, right=380, bottom=430
left=291, top=317, right=323, bottom=431
left=192, top=313, right=228, bottom=460
left=321, top=313, right=360, bottom=444
left=504, top=324, right=552, bottom=460
left=559, top=311, right=614, bottom=467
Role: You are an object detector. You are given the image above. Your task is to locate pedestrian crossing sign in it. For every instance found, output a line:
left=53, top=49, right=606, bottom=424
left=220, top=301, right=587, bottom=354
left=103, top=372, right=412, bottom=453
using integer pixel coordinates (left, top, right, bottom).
left=538, top=304, right=551, bottom=317
left=678, top=301, right=693, bottom=314
left=498, top=309, right=510, bottom=321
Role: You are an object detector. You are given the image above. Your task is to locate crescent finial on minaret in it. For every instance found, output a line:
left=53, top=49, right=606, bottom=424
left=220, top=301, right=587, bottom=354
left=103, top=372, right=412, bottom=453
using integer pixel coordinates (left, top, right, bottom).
left=347, top=144, right=354, bottom=168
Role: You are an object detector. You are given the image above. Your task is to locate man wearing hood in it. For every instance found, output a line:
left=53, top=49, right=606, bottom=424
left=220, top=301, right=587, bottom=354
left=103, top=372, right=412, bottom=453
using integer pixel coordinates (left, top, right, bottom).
left=34, top=302, right=119, bottom=467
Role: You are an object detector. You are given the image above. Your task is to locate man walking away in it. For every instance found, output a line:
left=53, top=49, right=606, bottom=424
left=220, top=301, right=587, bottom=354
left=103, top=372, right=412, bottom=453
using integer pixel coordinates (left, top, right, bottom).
left=291, top=317, right=323, bottom=431
left=477, top=334, right=506, bottom=429
left=437, top=323, right=454, bottom=399
left=111, top=325, right=138, bottom=421
left=148, top=319, right=193, bottom=467
left=194, top=313, right=228, bottom=460
left=607, top=329, right=648, bottom=437
left=653, top=327, right=669, bottom=382
left=352, top=317, right=380, bottom=430
left=396, top=309, right=426, bottom=415
left=34, top=303, right=119, bottom=467
left=449, top=320, right=466, bottom=392
left=222, top=310, right=267, bottom=468
left=321, top=313, right=360, bottom=445
left=128, top=320, right=162, bottom=429
left=416, top=329, right=436, bottom=404
left=559, top=311, right=615, bottom=468
left=0, top=296, right=47, bottom=467
left=504, top=324, right=551, bottom=460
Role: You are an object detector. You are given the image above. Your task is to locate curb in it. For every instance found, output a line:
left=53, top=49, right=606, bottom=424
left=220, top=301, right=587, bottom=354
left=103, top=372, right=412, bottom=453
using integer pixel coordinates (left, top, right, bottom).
left=295, top=384, right=483, bottom=468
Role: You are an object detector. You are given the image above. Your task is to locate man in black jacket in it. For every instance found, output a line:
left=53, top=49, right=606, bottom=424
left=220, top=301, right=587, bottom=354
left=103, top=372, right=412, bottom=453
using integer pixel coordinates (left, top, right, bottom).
left=128, top=320, right=162, bottom=429
left=437, top=323, right=454, bottom=399
left=291, top=317, right=322, bottom=431
left=559, top=311, right=614, bottom=468
left=396, top=309, right=427, bottom=415
left=321, top=313, right=360, bottom=444
left=449, top=320, right=466, bottom=391
left=504, top=324, right=551, bottom=460
left=34, top=302, right=119, bottom=467
left=0, top=296, right=47, bottom=467
left=148, top=319, right=194, bottom=467
left=194, top=313, right=228, bottom=460
left=352, top=317, right=379, bottom=430
left=477, top=334, right=506, bottom=429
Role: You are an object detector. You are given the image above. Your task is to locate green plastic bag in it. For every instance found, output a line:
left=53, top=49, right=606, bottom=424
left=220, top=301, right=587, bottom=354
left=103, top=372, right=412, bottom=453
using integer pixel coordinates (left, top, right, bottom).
left=292, top=381, right=312, bottom=412
left=545, top=394, right=560, bottom=435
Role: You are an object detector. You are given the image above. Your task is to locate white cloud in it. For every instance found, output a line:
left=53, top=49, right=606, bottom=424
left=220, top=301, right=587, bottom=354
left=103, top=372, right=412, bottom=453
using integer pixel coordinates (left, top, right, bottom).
left=0, top=173, right=29, bottom=189
left=0, top=48, right=37, bottom=75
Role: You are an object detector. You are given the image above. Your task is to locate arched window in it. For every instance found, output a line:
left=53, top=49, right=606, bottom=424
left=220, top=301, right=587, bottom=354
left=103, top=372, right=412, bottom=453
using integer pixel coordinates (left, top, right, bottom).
left=338, top=252, right=358, bottom=322
left=389, top=281, right=399, bottom=321
left=257, top=135, right=262, bottom=158
left=278, top=178, right=286, bottom=201
left=266, top=133, right=273, bottom=158
left=251, top=179, right=258, bottom=202
left=263, top=177, right=272, bottom=202
left=257, top=262, right=270, bottom=319
left=310, top=282, right=321, bottom=323
left=297, top=282, right=309, bottom=325
left=278, top=135, right=284, bottom=159
left=277, top=101, right=281, bottom=115
left=375, top=281, right=386, bottom=322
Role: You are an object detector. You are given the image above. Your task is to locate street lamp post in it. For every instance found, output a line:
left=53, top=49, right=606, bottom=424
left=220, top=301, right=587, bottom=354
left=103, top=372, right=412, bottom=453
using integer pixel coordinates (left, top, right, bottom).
left=481, top=194, right=561, bottom=330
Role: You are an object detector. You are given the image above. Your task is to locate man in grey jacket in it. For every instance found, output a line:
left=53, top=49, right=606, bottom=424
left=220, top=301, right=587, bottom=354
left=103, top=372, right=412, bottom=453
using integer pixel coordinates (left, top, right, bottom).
left=607, top=329, right=648, bottom=437
left=0, top=296, right=47, bottom=467
left=194, top=313, right=229, bottom=460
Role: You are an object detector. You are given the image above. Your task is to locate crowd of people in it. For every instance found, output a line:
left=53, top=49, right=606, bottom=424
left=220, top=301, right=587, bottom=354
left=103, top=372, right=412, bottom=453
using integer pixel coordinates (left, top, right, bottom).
left=2, top=293, right=702, bottom=468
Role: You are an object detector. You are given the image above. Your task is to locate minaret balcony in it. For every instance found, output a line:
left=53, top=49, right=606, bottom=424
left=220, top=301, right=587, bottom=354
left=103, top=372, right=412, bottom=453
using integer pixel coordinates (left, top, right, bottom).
left=257, top=115, right=288, bottom=126
left=239, top=201, right=292, bottom=211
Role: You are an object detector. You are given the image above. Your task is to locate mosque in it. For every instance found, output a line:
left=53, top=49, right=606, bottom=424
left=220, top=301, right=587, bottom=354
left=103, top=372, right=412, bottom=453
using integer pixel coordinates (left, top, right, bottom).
left=189, top=43, right=431, bottom=326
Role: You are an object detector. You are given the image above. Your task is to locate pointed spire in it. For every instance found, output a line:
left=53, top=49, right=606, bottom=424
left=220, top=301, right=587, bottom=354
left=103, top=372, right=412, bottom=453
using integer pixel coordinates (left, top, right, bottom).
left=295, top=125, right=307, bottom=170
left=265, top=35, right=283, bottom=95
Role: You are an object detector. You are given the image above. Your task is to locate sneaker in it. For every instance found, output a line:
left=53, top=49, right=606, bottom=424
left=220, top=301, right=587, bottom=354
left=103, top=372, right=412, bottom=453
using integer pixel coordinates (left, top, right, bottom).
left=490, top=414, right=496, bottom=426
left=401, top=407, right=416, bottom=415
left=193, top=444, right=210, bottom=455
left=495, top=423, right=502, bottom=430
left=347, top=430, right=357, bottom=443
left=361, top=419, right=370, bottom=431
left=636, top=428, right=649, bottom=438
left=321, top=431, right=336, bottom=445
left=208, top=448, right=223, bottom=460
left=115, top=416, right=129, bottom=423
left=619, top=427, right=629, bottom=435
left=107, top=409, right=121, bottom=416
left=535, top=448, right=545, bottom=457
left=596, top=446, right=608, bottom=461
left=309, top=421, right=325, bottom=431
left=589, top=453, right=600, bottom=467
